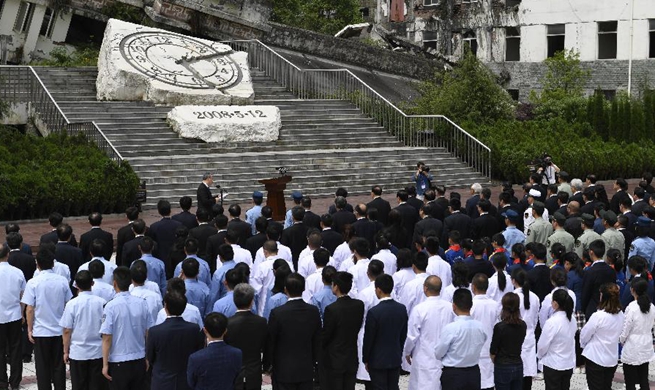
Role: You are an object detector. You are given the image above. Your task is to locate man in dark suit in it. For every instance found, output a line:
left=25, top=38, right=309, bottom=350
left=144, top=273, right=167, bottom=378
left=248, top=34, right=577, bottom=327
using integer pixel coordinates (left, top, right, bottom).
left=328, top=188, right=354, bottom=215
left=7, top=232, right=36, bottom=281
left=147, top=291, right=204, bottom=390
left=332, top=196, right=357, bottom=234
left=173, top=196, right=200, bottom=231
left=321, top=271, right=364, bottom=390
left=498, top=192, right=524, bottom=233
left=526, top=243, right=552, bottom=302
left=148, top=200, right=183, bottom=264
left=632, top=187, right=649, bottom=217
left=394, top=190, right=420, bottom=239
left=206, top=215, right=229, bottom=271
left=570, top=179, right=584, bottom=206
left=245, top=217, right=268, bottom=259
left=281, top=207, right=309, bottom=271
left=423, top=190, right=446, bottom=221
left=362, top=274, right=408, bottom=390
left=122, top=219, right=148, bottom=267
left=320, top=214, right=344, bottom=256
left=405, top=187, right=424, bottom=212
left=352, top=204, right=378, bottom=258
left=40, top=212, right=77, bottom=247
left=227, top=204, right=252, bottom=247
left=367, top=186, right=391, bottom=226
left=610, top=179, right=631, bottom=214
left=267, top=273, right=321, bottom=390
left=471, top=199, right=501, bottom=240
left=54, top=224, right=83, bottom=279
left=196, top=172, right=218, bottom=215
left=556, top=192, right=570, bottom=217
left=302, top=197, right=322, bottom=231
left=187, top=313, right=242, bottom=390
left=434, top=186, right=451, bottom=219
left=5, top=224, right=32, bottom=255
left=79, top=212, right=114, bottom=262
left=617, top=215, right=635, bottom=260
left=189, top=208, right=217, bottom=262
left=413, top=204, right=443, bottom=244
left=442, top=198, right=472, bottom=248
left=581, top=239, right=617, bottom=319
left=544, top=184, right=560, bottom=216
left=580, top=187, right=598, bottom=216
left=261, top=206, right=283, bottom=233
left=116, top=207, right=139, bottom=267
left=466, top=183, right=482, bottom=219
left=224, top=284, right=268, bottom=390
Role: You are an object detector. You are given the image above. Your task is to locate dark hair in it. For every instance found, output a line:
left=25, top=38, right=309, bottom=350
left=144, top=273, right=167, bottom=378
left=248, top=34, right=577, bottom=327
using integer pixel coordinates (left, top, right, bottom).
left=396, top=190, right=408, bottom=202
left=371, top=185, right=383, bottom=196
left=501, top=292, right=522, bottom=324
left=453, top=288, right=473, bottom=311
left=228, top=204, right=241, bottom=217
left=167, top=277, right=186, bottom=294
left=56, top=223, right=73, bottom=241
left=598, top=283, right=622, bottom=314
left=349, top=237, right=370, bottom=258
left=218, top=244, right=234, bottom=262
left=157, top=200, right=172, bottom=216
left=225, top=269, right=241, bottom=290
left=492, top=233, right=505, bottom=247
left=589, top=239, right=606, bottom=259
left=184, top=238, right=199, bottom=254
left=130, top=260, right=148, bottom=284
left=321, top=265, right=337, bottom=285
left=627, top=256, right=649, bottom=280
left=164, top=291, right=187, bottom=316
left=376, top=231, right=391, bottom=250
left=477, top=199, right=491, bottom=213
left=5, top=232, right=22, bottom=250
left=36, top=245, right=55, bottom=270
left=564, top=252, right=584, bottom=277
left=132, top=219, right=146, bottom=235
left=375, top=274, right=394, bottom=294
left=139, top=236, right=155, bottom=254
left=550, top=243, right=566, bottom=264
left=606, top=248, right=624, bottom=273
left=265, top=225, right=281, bottom=241
left=472, top=239, right=486, bottom=256
left=291, top=206, right=305, bottom=222
left=552, top=289, right=574, bottom=320
left=472, top=273, right=489, bottom=292
left=75, top=270, right=93, bottom=291
left=272, top=260, right=291, bottom=294
left=214, top=214, right=229, bottom=229
left=113, top=266, right=132, bottom=292
left=550, top=267, right=567, bottom=287
left=557, top=191, right=569, bottom=205
left=332, top=271, right=354, bottom=294
left=285, top=273, right=305, bottom=297
left=367, top=259, right=385, bottom=280
left=5, top=223, right=20, bottom=234
left=335, top=196, right=347, bottom=209
left=255, top=217, right=268, bottom=234
left=491, top=253, right=507, bottom=291
left=396, top=248, right=413, bottom=270
left=204, top=312, right=228, bottom=338
left=233, top=262, right=250, bottom=284
left=413, top=251, right=429, bottom=272
left=631, top=278, right=651, bottom=314
left=88, top=259, right=105, bottom=279
left=90, top=239, right=105, bottom=258
left=179, top=196, right=193, bottom=211
left=195, top=208, right=210, bottom=223
left=532, top=243, right=547, bottom=262
left=49, top=212, right=64, bottom=228
left=125, top=206, right=139, bottom=221
left=320, top=213, right=333, bottom=227
left=511, top=268, right=531, bottom=310
left=88, top=212, right=103, bottom=226
left=451, top=261, right=470, bottom=288
left=336, top=187, right=348, bottom=197
left=511, top=243, right=526, bottom=264
left=182, top=257, right=199, bottom=278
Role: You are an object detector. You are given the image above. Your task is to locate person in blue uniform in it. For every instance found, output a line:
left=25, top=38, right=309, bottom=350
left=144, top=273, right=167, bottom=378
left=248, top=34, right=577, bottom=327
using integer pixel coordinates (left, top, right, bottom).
left=245, top=191, right=264, bottom=236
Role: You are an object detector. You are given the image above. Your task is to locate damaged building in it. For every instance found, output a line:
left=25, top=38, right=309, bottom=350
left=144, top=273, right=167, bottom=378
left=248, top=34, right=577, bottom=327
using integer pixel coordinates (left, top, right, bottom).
left=369, top=0, right=655, bottom=99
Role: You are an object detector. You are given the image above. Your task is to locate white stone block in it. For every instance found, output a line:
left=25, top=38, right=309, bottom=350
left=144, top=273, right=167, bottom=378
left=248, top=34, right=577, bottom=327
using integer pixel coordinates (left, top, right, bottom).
left=96, top=18, right=254, bottom=105
left=167, top=105, right=281, bottom=143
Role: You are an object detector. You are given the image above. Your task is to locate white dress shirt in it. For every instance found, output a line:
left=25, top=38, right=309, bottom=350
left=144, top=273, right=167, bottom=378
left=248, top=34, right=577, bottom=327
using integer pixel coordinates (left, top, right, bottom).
left=155, top=304, right=203, bottom=329
left=253, top=242, right=292, bottom=274
left=130, top=285, right=164, bottom=328
left=77, top=257, right=116, bottom=285
left=403, top=296, right=454, bottom=390
left=231, top=244, right=254, bottom=268
left=59, top=291, right=106, bottom=360
left=539, top=287, right=576, bottom=329
left=372, top=249, right=397, bottom=275
left=35, top=260, right=70, bottom=281
left=619, top=300, right=655, bottom=365
left=356, top=281, right=379, bottom=381
left=426, top=255, right=452, bottom=288
left=515, top=287, right=540, bottom=377
left=347, top=258, right=371, bottom=296
left=536, top=311, right=577, bottom=371
left=399, top=273, right=429, bottom=315
left=580, top=309, right=624, bottom=367
left=0, top=262, right=26, bottom=324
left=91, top=279, right=115, bottom=303
left=392, top=268, right=416, bottom=301
left=471, top=294, right=500, bottom=389
left=302, top=267, right=324, bottom=303
left=486, top=271, right=513, bottom=303
left=21, top=269, right=73, bottom=337
left=129, top=281, right=161, bottom=297
left=333, top=241, right=353, bottom=271
left=434, top=315, right=487, bottom=368
left=250, top=256, right=278, bottom=316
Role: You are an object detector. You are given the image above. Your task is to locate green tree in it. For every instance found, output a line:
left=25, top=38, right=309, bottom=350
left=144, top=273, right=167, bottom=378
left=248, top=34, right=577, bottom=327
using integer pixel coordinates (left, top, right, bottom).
left=609, top=97, right=619, bottom=140
left=271, top=0, right=362, bottom=35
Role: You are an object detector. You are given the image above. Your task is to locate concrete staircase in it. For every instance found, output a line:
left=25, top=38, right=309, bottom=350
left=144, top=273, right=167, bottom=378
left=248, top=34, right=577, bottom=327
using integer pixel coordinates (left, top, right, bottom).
left=34, top=66, right=489, bottom=205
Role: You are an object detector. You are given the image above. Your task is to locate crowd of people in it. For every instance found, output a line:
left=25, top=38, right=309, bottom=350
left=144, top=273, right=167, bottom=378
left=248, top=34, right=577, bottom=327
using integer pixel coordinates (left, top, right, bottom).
left=1, top=167, right=655, bottom=390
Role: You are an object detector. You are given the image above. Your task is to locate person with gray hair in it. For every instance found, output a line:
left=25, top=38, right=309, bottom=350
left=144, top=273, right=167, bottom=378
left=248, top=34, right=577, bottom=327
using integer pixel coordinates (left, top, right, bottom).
left=225, top=281, right=268, bottom=390
left=197, top=172, right=218, bottom=214
left=466, top=183, right=483, bottom=219
left=570, top=178, right=584, bottom=205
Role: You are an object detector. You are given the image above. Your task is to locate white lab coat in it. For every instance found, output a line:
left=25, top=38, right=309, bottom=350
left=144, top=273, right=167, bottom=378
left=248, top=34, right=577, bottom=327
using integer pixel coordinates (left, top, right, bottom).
left=471, top=295, right=501, bottom=389
left=250, top=256, right=277, bottom=316
left=398, top=273, right=429, bottom=316
left=515, top=287, right=540, bottom=377
left=487, top=271, right=513, bottom=302
left=302, top=267, right=324, bottom=303
left=347, top=259, right=371, bottom=296
left=538, top=287, right=576, bottom=329
left=231, top=244, right=254, bottom=268
left=253, top=242, right=293, bottom=274
left=426, top=255, right=452, bottom=287
left=403, top=296, right=455, bottom=390
left=356, top=282, right=379, bottom=381
left=392, top=268, right=416, bottom=301
left=333, top=241, right=352, bottom=271
left=619, top=300, right=655, bottom=365
left=372, top=249, right=397, bottom=275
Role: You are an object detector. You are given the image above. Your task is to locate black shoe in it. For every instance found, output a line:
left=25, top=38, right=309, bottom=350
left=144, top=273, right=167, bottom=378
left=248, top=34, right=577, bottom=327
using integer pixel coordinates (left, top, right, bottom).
left=22, top=356, right=31, bottom=363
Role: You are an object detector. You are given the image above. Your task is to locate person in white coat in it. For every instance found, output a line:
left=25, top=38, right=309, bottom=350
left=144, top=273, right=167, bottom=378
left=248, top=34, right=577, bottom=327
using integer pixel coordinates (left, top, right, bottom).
left=441, top=261, right=470, bottom=303
left=425, top=237, right=452, bottom=288
left=487, top=253, right=513, bottom=303
left=510, top=268, right=540, bottom=390
left=536, top=289, right=577, bottom=390
left=470, top=274, right=500, bottom=390
left=355, top=260, right=384, bottom=384
left=538, top=267, right=576, bottom=329
left=398, top=252, right=430, bottom=316
left=619, top=278, right=655, bottom=390
left=373, top=234, right=397, bottom=275
left=392, top=249, right=415, bottom=302
left=346, top=238, right=371, bottom=296
left=403, top=275, right=454, bottom=390
left=580, top=283, right=624, bottom=390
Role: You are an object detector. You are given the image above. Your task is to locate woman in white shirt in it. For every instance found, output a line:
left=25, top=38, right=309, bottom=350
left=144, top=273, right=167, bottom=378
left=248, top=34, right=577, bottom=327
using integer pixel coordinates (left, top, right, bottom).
left=539, top=267, right=576, bottom=329
left=580, top=283, right=625, bottom=390
left=441, top=261, right=469, bottom=303
left=619, top=278, right=655, bottom=390
left=487, top=252, right=513, bottom=302
left=536, top=289, right=577, bottom=390
left=510, top=268, right=540, bottom=390
left=391, top=249, right=415, bottom=300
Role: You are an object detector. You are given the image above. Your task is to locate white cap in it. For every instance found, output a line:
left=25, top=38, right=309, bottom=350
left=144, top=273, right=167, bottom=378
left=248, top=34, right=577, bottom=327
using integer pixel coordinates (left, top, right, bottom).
left=528, top=189, right=541, bottom=198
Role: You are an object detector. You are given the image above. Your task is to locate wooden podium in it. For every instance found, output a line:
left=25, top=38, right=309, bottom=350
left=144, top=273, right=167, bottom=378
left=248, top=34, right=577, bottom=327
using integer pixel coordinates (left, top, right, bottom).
left=259, top=175, right=292, bottom=221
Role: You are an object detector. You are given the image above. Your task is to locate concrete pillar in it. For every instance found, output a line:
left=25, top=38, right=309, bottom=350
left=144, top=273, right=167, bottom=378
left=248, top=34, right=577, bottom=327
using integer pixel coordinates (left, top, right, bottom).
left=0, top=0, right=22, bottom=35
left=49, top=10, right=73, bottom=43
left=22, top=2, right=46, bottom=63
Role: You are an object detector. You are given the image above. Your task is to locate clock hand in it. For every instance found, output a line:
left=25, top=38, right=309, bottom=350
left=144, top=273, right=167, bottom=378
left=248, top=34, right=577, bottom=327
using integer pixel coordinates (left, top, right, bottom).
left=175, top=59, right=218, bottom=89
left=175, top=52, right=224, bottom=64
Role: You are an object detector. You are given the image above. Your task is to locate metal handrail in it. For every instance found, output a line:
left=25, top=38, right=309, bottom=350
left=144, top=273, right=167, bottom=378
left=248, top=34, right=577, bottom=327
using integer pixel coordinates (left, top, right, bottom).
left=224, top=39, right=492, bottom=180
left=0, top=65, right=123, bottom=165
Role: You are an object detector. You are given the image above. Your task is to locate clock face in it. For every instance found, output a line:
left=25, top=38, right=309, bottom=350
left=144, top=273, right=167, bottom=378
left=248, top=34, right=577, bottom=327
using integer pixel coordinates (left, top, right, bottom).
left=119, top=31, right=242, bottom=90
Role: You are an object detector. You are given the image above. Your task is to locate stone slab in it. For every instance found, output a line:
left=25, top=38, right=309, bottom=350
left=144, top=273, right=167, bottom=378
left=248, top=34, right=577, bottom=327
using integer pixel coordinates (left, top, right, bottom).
left=167, top=105, right=281, bottom=143
left=96, top=18, right=254, bottom=105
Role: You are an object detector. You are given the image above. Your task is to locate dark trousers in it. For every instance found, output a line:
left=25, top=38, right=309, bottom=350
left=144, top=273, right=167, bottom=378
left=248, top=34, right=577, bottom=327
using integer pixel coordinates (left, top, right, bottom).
left=623, top=362, right=650, bottom=390
left=322, top=369, right=356, bottom=390
left=70, top=358, right=108, bottom=390
left=0, top=320, right=22, bottom=389
left=441, top=365, right=481, bottom=390
left=543, top=365, right=573, bottom=390
left=274, top=381, right=313, bottom=390
left=584, top=358, right=616, bottom=390
left=368, top=367, right=400, bottom=390
left=108, top=358, right=146, bottom=390
left=523, top=376, right=532, bottom=390
left=494, top=363, right=523, bottom=390
left=21, top=307, right=33, bottom=360
left=34, top=336, right=66, bottom=390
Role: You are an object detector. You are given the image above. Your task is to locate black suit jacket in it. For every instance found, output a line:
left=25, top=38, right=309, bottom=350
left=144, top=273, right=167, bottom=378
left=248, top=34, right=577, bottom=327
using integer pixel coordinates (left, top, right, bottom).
left=580, top=200, right=597, bottom=216
left=55, top=242, right=83, bottom=279
left=610, top=191, right=630, bottom=214
left=332, top=210, right=357, bottom=235
left=303, top=211, right=322, bottom=231
left=280, top=223, right=309, bottom=271
left=362, top=299, right=408, bottom=370
left=527, top=264, right=553, bottom=302
left=413, top=216, right=443, bottom=243
left=116, top=223, right=135, bottom=267
left=79, top=227, right=114, bottom=262
left=367, top=197, right=392, bottom=226
left=407, top=197, right=423, bottom=212
left=8, top=251, right=36, bottom=281
left=426, top=200, right=446, bottom=221
left=471, top=213, right=502, bottom=240
left=40, top=230, right=77, bottom=247
left=329, top=203, right=354, bottom=215
left=205, top=230, right=228, bottom=273
left=581, top=262, right=617, bottom=319
left=267, top=299, right=321, bottom=383
left=172, top=211, right=199, bottom=231
left=466, top=195, right=481, bottom=219
left=352, top=218, right=377, bottom=257
left=545, top=195, right=560, bottom=215
left=189, top=224, right=218, bottom=262
left=197, top=183, right=216, bottom=214
left=557, top=204, right=568, bottom=217
left=435, top=197, right=450, bottom=218
left=321, top=228, right=344, bottom=255
left=225, top=311, right=268, bottom=389
left=322, top=296, right=364, bottom=373
left=146, top=317, right=205, bottom=390
left=245, top=233, right=267, bottom=259
left=122, top=236, right=147, bottom=268
left=228, top=219, right=252, bottom=247
left=632, top=199, right=648, bottom=218
left=619, top=228, right=635, bottom=260
left=394, top=203, right=420, bottom=238
left=443, top=212, right=472, bottom=246
left=570, top=192, right=584, bottom=207
left=147, top=218, right=183, bottom=264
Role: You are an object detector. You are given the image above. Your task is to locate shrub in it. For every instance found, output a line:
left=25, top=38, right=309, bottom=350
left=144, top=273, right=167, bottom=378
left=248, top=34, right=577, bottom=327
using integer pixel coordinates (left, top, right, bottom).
left=34, top=46, right=99, bottom=67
